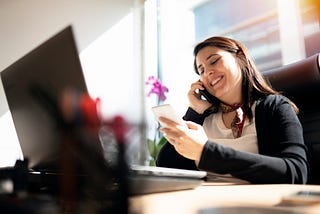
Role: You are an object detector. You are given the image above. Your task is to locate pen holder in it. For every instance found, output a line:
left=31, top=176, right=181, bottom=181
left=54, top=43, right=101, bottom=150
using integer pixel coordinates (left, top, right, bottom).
left=58, top=89, right=130, bottom=213
left=32, top=86, right=130, bottom=213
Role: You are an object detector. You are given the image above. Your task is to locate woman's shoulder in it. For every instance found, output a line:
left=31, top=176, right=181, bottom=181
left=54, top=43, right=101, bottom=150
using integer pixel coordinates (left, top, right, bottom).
left=255, top=94, right=292, bottom=114
left=256, top=94, right=289, bottom=106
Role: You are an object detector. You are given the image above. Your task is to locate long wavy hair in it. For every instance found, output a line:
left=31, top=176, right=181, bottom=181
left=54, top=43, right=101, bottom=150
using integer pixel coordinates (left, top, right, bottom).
left=193, top=36, right=298, bottom=121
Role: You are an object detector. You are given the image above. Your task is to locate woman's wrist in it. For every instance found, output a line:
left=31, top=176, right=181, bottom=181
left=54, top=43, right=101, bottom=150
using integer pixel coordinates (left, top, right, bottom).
left=190, top=105, right=207, bottom=114
left=194, top=141, right=206, bottom=162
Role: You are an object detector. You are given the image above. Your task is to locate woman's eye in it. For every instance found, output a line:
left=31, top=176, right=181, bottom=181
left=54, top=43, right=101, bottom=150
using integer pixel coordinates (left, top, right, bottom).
left=210, top=57, right=220, bottom=65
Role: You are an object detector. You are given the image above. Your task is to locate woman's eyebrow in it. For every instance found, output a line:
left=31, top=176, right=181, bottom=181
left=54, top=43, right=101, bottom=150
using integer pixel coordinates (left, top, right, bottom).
left=206, top=53, right=219, bottom=61
left=197, top=53, right=219, bottom=70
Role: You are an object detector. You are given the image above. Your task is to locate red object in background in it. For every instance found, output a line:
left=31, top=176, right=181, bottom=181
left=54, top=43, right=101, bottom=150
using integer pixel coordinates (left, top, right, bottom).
left=110, top=115, right=129, bottom=144
left=77, top=93, right=129, bottom=144
left=61, top=90, right=129, bottom=145
left=79, top=94, right=101, bottom=126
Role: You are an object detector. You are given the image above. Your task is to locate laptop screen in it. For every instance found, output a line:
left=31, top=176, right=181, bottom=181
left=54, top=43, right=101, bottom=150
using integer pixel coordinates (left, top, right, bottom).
left=1, top=26, right=88, bottom=170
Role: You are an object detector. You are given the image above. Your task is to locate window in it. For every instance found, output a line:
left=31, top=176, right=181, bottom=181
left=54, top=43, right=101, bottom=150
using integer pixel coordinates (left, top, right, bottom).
left=192, top=0, right=320, bottom=71
left=300, top=0, right=320, bottom=56
left=145, top=0, right=320, bottom=116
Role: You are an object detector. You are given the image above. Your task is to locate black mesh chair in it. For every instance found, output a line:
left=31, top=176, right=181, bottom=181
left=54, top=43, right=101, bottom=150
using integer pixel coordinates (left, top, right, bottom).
left=263, top=53, right=320, bottom=184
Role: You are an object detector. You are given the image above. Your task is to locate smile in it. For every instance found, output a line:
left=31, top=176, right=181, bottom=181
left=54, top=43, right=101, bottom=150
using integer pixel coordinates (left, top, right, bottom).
left=210, top=76, right=223, bottom=87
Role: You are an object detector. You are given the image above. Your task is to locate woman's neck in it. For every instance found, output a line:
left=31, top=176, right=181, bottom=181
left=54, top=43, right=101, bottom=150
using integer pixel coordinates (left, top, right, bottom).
left=220, top=80, right=243, bottom=105
left=220, top=92, right=243, bottom=106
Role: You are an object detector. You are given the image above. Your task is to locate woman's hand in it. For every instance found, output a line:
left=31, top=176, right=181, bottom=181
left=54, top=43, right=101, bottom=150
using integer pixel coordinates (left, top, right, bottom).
left=159, top=116, right=207, bottom=161
left=188, top=80, right=212, bottom=114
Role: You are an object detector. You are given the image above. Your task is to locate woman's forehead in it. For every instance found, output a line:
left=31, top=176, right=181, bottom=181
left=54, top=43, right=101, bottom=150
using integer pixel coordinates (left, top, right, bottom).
left=196, top=47, right=229, bottom=63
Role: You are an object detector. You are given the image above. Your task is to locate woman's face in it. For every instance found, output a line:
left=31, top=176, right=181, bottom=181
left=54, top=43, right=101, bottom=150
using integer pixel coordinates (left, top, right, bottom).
left=195, top=46, right=243, bottom=103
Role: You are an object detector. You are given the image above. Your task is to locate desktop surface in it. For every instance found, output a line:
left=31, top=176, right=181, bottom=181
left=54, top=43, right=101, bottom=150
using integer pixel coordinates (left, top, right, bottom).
left=129, top=183, right=320, bottom=214
left=1, top=177, right=320, bottom=213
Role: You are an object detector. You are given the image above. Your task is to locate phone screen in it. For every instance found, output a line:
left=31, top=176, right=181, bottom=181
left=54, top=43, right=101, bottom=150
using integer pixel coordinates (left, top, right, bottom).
left=151, top=104, right=183, bottom=127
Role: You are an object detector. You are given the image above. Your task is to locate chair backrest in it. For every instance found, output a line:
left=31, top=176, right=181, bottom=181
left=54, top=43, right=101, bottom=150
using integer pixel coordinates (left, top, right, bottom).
left=263, top=53, right=320, bottom=184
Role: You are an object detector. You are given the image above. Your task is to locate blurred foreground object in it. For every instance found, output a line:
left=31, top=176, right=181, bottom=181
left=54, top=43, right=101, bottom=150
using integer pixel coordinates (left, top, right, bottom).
left=58, top=88, right=129, bottom=213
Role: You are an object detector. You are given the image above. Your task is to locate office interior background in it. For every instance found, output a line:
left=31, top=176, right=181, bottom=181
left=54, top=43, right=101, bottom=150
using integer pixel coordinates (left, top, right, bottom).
left=0, top=0, right=319, bottom=167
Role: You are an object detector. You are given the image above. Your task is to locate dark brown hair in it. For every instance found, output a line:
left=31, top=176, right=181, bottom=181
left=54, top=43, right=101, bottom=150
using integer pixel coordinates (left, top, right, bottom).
left=193, top=36, right=298, bottom=121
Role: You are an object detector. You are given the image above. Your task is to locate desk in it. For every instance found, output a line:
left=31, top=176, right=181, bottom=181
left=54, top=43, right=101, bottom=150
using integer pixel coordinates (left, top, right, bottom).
left=129, top=183, right=320, bottom=214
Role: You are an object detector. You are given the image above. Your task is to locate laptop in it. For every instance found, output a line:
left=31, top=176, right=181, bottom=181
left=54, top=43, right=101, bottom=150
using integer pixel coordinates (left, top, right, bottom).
left=128, top=165, right=206, bottom=195
left=0, top=25, right=206, bottom=195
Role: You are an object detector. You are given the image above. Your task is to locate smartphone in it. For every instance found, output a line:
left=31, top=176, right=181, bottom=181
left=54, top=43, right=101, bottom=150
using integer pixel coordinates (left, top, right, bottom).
left=151, top=104, right=183, bottom=127
left=281, top=190, right=320, bottom=205
left=199, top=88, right=216, bottom=104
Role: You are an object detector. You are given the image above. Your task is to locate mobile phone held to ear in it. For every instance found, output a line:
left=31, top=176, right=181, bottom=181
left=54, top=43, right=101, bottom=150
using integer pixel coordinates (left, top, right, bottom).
left=152, top=104, right=183, bottom=127
left=199, top=88, right=216, bottom=104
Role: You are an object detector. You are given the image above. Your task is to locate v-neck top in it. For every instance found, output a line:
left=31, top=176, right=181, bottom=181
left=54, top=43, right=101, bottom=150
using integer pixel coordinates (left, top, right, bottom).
left=202, top=103, right=258, bottom=154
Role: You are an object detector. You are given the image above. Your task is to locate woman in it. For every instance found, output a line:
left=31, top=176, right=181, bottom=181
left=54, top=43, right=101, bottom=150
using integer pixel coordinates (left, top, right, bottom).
left=156, top=36, right=309, bottom=184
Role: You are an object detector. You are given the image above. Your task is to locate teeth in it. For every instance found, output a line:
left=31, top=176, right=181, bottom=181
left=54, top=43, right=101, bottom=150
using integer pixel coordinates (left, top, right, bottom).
left=211, top=76, right=223, bottom=86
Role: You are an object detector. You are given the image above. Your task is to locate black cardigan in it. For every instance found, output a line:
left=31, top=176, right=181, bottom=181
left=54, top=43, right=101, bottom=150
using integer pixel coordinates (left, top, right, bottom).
left=156, top=94, right=309, bottom=184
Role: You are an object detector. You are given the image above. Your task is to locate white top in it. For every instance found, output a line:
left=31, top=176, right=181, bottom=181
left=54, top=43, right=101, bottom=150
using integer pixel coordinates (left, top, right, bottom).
left=199, top=103, right=258, bottom=183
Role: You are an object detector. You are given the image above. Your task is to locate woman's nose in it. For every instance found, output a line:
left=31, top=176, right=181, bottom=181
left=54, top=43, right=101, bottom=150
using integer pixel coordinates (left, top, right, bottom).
left=203, top=67, right=214, bottom=76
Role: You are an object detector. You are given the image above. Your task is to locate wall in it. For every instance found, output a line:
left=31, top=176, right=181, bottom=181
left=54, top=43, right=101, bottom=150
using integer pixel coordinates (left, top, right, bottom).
left=0, top=0, right=139, bottom=167
left=0, top=0, right=133, bottom=115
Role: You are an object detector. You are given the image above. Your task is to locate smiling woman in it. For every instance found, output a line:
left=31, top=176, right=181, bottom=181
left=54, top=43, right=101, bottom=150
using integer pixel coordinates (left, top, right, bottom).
left=156, top=36, right=309, bottom=185
left=195, top=47, right=243, bottom=106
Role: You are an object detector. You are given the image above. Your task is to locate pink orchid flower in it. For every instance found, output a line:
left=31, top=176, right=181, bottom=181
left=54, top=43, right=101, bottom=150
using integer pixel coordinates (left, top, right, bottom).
left=145, top=75, right=169, bottom=101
